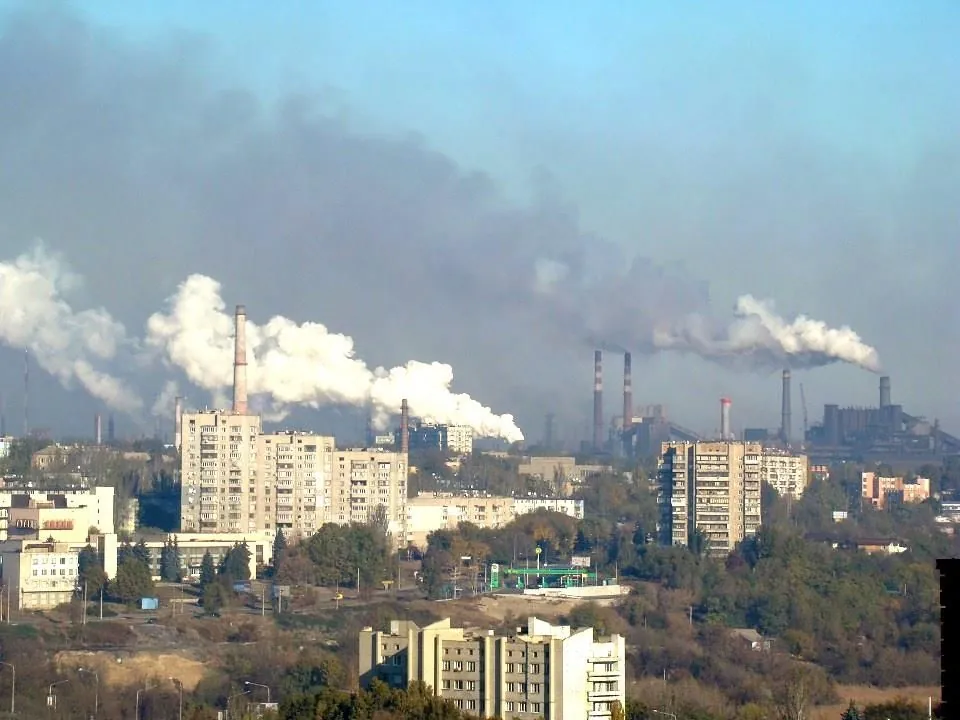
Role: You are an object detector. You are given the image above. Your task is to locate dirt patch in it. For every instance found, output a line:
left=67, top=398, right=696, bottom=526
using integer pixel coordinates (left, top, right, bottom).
left=811, top=684, right=940, bottom=719
left=55, top=650, right=209, bottom=690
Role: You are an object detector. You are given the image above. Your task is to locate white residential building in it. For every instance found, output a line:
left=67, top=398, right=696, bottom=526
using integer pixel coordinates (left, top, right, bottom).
left=445, top=426, right=474, bottom=456
left=0, top=540, right=79, bottom=610
left=360, top=616, right=626, bottom=719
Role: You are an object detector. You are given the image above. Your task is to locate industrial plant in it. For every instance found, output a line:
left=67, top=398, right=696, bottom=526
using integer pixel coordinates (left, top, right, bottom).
left=586, top=349, right=959, bottom=464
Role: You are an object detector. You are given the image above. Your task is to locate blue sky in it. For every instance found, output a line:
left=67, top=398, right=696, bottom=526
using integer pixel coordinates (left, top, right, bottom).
left=0, top=1, right=958, bottom=438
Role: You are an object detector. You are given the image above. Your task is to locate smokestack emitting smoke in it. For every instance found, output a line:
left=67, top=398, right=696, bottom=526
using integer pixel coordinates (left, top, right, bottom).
left=400, top=398, right=409, bottom=455
left=232, top=304, right=249, bottom=414
left=146, top=275, right=523, bottom=441
left=781, top=369, right=792, bottom=444
left=174, top=396, right=183, bottom=452
left=593, top=350, right=603, bottom=450
left=623, top=352, right=633, bottom=432
left=880, top=376, right=891, bottom=408
left=720, top=397, right=731, bottom=440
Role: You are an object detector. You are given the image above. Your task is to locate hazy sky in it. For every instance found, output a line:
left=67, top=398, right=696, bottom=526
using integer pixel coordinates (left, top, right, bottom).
left=0, top=1, right=957, bottom=442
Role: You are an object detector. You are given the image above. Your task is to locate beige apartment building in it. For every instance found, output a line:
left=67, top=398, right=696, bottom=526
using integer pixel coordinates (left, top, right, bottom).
left=658, top=441, right=762, bottom=556
left=180, top=411, right=409, bottom=545
left=180, top=410, right=262, bottom=534
left=360, top=617, right=626, bottom=720
left=760, top=450, right=810, bottom=498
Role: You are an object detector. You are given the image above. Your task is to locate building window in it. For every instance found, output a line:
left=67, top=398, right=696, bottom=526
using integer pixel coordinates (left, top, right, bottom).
left=467, top=662, right=476, bottom=672
left=442, top=661, right=450, bottom=671
left=519, top=702, right=528, bottom=713
left=506, top=702, right=515, bottom=712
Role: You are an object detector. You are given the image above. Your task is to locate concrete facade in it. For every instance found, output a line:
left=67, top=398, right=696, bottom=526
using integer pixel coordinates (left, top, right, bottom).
left=760, top=450, right=809, bottom=498
left=658, top=441, right=763, bottom=556
left=330, top=449, right=408, bottom=545
left=0, top=540, right=79, bottom=610
left=140, top=532, right=272, bottom=580
left=359, top=617, right=626, bottom=720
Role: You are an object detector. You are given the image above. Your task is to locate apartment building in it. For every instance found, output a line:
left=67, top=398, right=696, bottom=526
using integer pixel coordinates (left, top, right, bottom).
left=179, top=410, right=262, bottom=534
left=359, top=616, right=626, bottom=720
left=760, top=450, right=809, bottom=498
left=657, top=441, right=762, bottom=556
left=0, top=540, right=79, bottom=610
left=446, top=426, right=475, bottom=456
left=861, top=472, right=931, bottom=509
left=330, top=449, right=408, bottom=545
left=258, top=432, right=335, bottom=538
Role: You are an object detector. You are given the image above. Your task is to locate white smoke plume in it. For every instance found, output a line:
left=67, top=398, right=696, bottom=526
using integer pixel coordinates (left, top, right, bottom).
left=0, top=245, right=142, bottom=412
left=653, top=294, right=881, bottom=371
left=150, top=379, right=180, bottom=418
left=145, top=274, right=525, bottom=442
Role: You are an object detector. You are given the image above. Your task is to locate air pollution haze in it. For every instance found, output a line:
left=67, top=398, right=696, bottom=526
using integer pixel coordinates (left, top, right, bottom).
left=0, top=4, right=955, bottom=438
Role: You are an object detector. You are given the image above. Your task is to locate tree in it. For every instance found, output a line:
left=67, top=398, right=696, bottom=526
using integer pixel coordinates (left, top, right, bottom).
left=111, top=557, right=154, bottom=604
left=160, top=536, right=182, bottom=582
left=200, top=581, right=226, bottom=615
left=273, top=528, right=288, bottom=575
left=199, top=551, right=216, bottom=587
left=840, top=702, right=864, bottom=720
left=77, top=545, right=107, bottom=597
left=218, top=542, right=251, bottom=583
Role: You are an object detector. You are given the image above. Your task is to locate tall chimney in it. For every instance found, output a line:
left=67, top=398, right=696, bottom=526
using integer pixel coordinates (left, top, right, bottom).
left=95, top=413, right=102, bottom=445
left=622, top=352, right=633, bottom=433
left=720, top=397, right=732, bottom=440
left=400, top=399, right=410, bottom=455
left=593, top=350, right=604, bottom=450
left=107, top=414, right=115, bottom=443
left=174, top=396, right=183, bottom=452
left=781, top=369, right=792, bottom=444
left=879, top=376, right=891, bottom=408
left=232, top=304, right=249, bottom=414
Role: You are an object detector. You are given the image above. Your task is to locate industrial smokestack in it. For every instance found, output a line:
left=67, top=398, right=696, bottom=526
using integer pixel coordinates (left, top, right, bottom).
left=400, top=398, right=410, bottom=455
left=174, top=396, right=183, bottom=452
left=781, top=369, right=792, bottom=444
left=232, top=304, right=249, bottom=414
left=720, top=398, right=732, bottom=441
left=95, top=413, right=102, bottom=445
left=107, top=414, right=115, bottom=443
left=623, top=352, right=633, bottom=433
left=879, top=376, right=891, bottom=408
left=593, top=350, right=604, bottom=450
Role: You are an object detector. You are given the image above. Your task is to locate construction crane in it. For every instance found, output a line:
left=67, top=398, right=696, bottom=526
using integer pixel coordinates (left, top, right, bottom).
left=799, top=382, right=809, bottom=442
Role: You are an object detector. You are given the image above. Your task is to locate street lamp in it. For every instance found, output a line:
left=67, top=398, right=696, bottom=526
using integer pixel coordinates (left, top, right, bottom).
left=48, top=679, right=70, bottom=709
left=0, top=661, right=15, bottom=715
left=169, top=677, right=183, bottom=720
left=136, top=683, right=154, bottom=720
left=78, top=667, right=99, bottom=717
left=226, top=689, right=251, bottom=720
left=244, top=680, right=271, bottom=703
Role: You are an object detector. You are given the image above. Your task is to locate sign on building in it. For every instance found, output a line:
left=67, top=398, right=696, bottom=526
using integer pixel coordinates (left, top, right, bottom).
left=570, top=555, right=591, bottom=568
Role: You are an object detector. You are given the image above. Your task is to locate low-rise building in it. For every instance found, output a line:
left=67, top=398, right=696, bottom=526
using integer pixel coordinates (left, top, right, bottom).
left=861, top=472, right=931, bottom=508
left=0, top=540, right=79, bottom=610
left=405, top=495, right=585, bottom=549
left=517, top=456, right=610, bottom=493
left=139, top=532, right=273, bottom=581
left=359, top=616, right=626, bottom=720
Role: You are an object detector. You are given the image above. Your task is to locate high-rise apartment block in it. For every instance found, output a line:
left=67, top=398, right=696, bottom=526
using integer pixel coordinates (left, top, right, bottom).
left=657, top=441, right=762, bottom=556
left=180, top=410, right=262, bottom=535
left=360, top=617, right=626, bottom=720
left=760, top=450, right=810, bottom=498
left=259, top=431, right=335, bottom=537
left=330, top=450, right=408, bottom=539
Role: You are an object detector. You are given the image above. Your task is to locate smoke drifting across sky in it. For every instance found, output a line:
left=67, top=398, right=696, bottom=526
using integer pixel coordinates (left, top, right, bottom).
left=0, top=4, right=955, bottom=439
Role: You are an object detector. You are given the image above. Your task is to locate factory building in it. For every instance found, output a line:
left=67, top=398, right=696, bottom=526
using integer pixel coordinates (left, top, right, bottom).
left=657, top=441, right=763, bottom=556
left=359, top=617, right=626, bottom=720
left=179, top=305, right=410, bottom=546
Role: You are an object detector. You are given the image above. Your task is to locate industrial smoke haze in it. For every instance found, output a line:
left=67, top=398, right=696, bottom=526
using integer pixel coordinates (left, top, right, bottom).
left=0, top=246, right=142, bottom=413
left=145, top=274, right=525, bottom=442
left=652, top=294, right=881, bottom=372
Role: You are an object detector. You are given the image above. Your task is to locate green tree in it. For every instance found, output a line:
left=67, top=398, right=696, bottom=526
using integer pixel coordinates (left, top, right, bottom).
left=160, top=536, right=182, bottom=582
left=218, top=542, right=251, bottom=582
left=111, top=557, right=155, bottom=604
left=198, top=551, right=216, bottom=587
left=273, top=528, right=288, bottom=575
left=77, top=545, right=107, bottom=597
left=840, top=702, right=864, bottom=720
left=200, top=581, right=227, bottom=615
